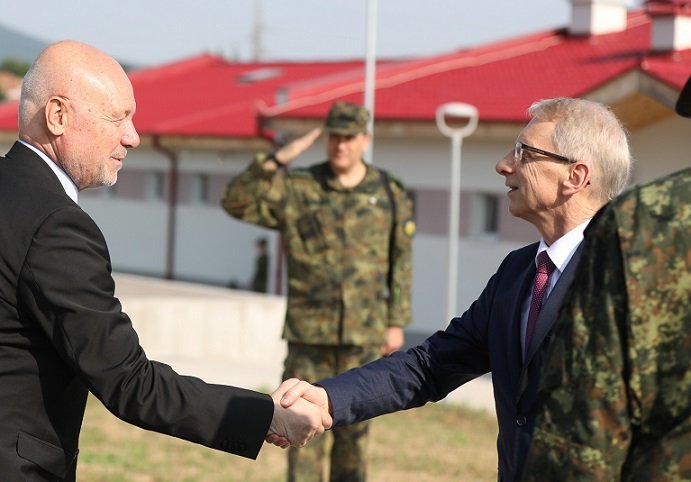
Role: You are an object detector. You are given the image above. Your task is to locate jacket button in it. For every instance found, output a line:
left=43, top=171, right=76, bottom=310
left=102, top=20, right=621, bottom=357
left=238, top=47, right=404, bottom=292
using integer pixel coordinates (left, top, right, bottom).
left=516, top=416, right=527, bottom=427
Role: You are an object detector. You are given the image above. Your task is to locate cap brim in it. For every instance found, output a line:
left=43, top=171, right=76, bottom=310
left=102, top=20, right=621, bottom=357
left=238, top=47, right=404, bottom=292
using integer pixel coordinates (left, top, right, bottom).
left=675, top=75, right=691, bottom=118
left=324, top=127, right=366, bottom=135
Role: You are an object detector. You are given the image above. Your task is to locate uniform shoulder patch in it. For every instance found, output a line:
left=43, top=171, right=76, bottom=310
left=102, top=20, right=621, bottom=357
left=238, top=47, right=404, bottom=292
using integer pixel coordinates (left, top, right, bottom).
left=403, top=219, right=416, bottom=237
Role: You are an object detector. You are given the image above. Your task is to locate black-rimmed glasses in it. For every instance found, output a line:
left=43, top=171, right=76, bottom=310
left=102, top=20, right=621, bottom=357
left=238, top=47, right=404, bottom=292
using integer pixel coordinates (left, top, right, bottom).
left=514, top=142, right=575, bottom=164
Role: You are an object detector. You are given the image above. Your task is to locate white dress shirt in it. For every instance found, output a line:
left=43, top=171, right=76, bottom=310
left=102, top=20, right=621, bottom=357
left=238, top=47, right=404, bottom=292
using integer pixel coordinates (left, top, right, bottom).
left=520, top=219, right=590, bottom=354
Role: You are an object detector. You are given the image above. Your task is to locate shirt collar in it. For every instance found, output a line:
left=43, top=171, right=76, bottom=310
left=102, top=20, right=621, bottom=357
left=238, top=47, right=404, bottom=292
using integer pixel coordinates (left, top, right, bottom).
left=19, top=140, right=79, bottom=204
left=535, top=219, right=591, bottom=273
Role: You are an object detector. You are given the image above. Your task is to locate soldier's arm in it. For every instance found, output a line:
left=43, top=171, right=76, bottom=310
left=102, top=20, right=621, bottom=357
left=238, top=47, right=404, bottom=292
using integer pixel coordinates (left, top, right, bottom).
left=267, top=128, right=322, bottom=169
left=221, top=154, right=285, bottom=228
left=221, top=129, right=322, bottom=227
left=387, top=177, right=415, bottom=329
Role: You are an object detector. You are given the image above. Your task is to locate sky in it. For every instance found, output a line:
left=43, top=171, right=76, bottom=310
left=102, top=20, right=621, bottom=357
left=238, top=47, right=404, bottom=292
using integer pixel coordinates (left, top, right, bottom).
left=0, top=0, right=642, bottom=68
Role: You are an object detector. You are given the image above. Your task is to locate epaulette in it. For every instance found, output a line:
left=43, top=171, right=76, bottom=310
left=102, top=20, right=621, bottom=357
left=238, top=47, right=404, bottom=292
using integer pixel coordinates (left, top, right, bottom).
left=286, top=167, right=313, bottom=179
left=377, top=168, right=407, bottom=192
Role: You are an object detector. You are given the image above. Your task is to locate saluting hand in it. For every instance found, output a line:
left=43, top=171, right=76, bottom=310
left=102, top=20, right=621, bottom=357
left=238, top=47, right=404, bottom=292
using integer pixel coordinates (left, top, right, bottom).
left=272, top=128, right=322, bottom=166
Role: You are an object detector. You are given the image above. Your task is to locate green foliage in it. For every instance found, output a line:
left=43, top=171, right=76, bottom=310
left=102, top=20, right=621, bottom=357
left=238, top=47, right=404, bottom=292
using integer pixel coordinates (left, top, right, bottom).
left=0, top=58, right=30, bottom=77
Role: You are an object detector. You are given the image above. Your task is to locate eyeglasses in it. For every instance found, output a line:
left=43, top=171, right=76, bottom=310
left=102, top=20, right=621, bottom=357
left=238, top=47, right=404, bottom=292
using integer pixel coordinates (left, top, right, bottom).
left=514, top=142, right=575, bottom=164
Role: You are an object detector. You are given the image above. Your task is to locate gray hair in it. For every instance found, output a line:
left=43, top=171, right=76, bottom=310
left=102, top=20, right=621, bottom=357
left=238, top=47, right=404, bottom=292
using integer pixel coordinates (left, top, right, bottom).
left=528, top=97, right=632, bottom=203
left=18, top=53, right=48, bottom=131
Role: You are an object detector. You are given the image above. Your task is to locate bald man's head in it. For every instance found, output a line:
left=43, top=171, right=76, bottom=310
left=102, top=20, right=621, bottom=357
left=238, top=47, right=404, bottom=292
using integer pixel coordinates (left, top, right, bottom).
left=18, top=40, right=140, bottom=190
left=19, top=41, right=131, bottom=134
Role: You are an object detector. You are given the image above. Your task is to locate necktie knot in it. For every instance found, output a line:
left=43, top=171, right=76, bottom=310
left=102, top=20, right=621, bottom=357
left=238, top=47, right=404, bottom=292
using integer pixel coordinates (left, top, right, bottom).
left=536, top=251, right=555, bottom=276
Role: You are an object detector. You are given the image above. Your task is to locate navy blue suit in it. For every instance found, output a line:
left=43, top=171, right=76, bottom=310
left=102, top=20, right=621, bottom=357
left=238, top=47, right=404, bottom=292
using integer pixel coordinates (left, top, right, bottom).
left=319, top=242, right=582, bottom=481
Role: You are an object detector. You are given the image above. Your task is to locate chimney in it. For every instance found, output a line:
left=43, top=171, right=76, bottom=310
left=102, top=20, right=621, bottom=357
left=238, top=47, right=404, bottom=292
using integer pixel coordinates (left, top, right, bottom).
left=647, top=1, right=691, bottom=51
left=570, top=0, right=628, bottom=36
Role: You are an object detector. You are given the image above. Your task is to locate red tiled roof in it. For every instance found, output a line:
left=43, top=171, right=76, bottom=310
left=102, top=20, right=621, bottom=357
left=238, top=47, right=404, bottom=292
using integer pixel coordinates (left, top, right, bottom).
left=0, top=100, right=17, bottom=130
left=0, top=55, right=376, bottom=138
left=128, top=54, right=371, bottom=138
left=262, top=10, right=691, bottom=124
left=1, top=9, right=690, bottom=139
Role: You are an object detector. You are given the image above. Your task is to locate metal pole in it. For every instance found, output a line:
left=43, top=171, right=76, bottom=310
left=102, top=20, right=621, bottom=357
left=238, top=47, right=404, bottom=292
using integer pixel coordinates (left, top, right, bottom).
left=447, top=134, right=462, bottom=323
left=363, top=0, right=377, bottom=163
left=435, top=103, right=479, bottom=325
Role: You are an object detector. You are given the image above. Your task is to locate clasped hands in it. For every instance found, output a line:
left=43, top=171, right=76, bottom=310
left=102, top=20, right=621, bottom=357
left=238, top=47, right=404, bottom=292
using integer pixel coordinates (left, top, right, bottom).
left=266, top=378, right=331, bottom=448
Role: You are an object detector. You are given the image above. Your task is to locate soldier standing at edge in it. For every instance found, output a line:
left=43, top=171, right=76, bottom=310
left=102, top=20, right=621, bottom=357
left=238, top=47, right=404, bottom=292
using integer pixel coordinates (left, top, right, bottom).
left=222, top=101, right=416, bottom=482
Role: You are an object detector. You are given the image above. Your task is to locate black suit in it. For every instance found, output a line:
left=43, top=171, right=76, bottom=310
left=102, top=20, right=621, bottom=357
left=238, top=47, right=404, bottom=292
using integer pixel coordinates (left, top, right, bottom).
left=0, top=142, right=273, bottom=481
left=319, top=238, right=582, bottom=481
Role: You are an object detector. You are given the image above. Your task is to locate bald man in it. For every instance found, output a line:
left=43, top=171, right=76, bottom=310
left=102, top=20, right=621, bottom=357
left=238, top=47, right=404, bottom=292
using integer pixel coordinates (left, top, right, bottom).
left=0, top=41, right=328, bottom=481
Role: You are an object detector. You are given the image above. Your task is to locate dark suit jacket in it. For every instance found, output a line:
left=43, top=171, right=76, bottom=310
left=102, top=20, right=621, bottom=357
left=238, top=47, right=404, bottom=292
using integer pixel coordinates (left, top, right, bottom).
left=319, top=237, right=582, bottom=482
left=0, top=142, right=273, bottom=481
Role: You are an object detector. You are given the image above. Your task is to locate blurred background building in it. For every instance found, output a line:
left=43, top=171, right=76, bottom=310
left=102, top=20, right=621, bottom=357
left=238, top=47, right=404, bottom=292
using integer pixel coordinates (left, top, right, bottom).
left=0, top=0, right=689, bottom=342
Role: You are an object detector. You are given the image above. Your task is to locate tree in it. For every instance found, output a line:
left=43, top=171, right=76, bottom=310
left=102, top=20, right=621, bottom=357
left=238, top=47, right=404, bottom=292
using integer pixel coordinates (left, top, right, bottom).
left=0, top=58, right=30, bottom=77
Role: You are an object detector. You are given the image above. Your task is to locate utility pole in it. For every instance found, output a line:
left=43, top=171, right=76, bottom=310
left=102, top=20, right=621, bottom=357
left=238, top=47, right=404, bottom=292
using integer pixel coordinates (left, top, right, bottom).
left=251, top=0, right=265, bottom=61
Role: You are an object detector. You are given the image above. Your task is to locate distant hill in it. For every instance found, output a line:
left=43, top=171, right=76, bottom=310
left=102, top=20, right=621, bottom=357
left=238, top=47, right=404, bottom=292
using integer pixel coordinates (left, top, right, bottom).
left=0, top=23, right=48, bottom=63
left=0, top=23, right=138, bottom=70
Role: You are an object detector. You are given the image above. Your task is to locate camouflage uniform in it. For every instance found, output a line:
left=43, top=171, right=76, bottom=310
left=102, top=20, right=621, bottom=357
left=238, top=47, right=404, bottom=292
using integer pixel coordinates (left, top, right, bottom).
left=222, top=104, right=415, bottom=482
left=524, top=167, right=691, bottom=481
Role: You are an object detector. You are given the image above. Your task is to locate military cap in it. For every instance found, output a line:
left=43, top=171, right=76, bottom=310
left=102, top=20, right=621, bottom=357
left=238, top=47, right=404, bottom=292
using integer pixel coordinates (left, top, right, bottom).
left=675, top=74, right=691, bottom=118
left=324, top=102, right=370, bottom=135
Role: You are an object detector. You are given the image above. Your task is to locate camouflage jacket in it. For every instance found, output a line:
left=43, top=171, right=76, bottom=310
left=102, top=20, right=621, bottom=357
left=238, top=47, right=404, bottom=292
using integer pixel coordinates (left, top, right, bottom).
left=222, top=155, right=415, bottom=346
left=524, top=167, right=691, bottom=481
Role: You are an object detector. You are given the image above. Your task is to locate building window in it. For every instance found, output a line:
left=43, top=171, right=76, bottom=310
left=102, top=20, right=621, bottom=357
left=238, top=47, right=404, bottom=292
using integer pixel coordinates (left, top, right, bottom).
left=469, top=192, right=499, bottom=237
left=146, top=172, right=166, bottom=200
left=190, top=174, right=210, bottom=204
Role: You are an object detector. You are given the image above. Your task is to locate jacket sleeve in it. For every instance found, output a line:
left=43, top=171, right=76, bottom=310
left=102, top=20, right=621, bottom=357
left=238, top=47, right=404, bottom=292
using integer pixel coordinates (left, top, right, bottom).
left=387, top=178, right=415, bottom=327
left=221, top=153, right=287, bottom=230
left=20, top=205, right=274, bottom=459
left=320, top=252, right=504, bottom=426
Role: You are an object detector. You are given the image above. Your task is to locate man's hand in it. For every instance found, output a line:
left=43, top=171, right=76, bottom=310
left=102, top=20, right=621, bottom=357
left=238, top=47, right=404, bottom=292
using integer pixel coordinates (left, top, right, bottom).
left=381, top=326, right=405, bottom=356
left=272, top=128, right=322, bottom=166
left=265, top=378, right=332, bottom=448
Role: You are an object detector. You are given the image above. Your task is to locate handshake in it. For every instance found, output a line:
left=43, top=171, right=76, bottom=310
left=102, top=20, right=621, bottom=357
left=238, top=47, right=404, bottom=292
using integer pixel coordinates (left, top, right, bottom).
left=266, top=378, right=331, bottom=448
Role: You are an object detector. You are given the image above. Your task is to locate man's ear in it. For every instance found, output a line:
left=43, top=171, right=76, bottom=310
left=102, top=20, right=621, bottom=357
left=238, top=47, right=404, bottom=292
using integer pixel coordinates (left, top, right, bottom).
left=45, top=96, right=68, bottom=136
left=562, top=162, right=590, bottom=195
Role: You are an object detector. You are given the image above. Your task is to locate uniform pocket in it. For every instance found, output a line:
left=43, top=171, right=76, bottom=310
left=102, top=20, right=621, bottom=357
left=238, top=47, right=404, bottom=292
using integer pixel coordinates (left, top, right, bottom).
left=296, top=209, right=335, bottom=254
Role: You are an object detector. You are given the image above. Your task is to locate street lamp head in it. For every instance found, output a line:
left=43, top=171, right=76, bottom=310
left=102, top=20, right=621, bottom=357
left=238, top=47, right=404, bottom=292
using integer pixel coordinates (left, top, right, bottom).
left=436, top=102, right=479, bottom=138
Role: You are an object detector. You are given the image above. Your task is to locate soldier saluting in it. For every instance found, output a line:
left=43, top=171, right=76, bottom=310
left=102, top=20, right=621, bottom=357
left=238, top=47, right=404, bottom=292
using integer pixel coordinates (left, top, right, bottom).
left=222, top=101, right=415, bottom=482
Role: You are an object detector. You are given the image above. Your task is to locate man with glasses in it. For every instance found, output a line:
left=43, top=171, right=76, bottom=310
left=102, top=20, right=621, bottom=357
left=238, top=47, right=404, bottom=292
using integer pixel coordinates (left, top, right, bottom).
left=270, top=97, right=632, bottom=482
left=522, top=83, right=691, bottom=481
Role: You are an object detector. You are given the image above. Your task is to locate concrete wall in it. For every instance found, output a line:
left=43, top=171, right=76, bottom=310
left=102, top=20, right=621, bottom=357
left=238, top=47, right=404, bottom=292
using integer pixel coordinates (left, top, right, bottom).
left=113, top=272, right=288, bottom=391
left=113, top=272, right=496, bottom=412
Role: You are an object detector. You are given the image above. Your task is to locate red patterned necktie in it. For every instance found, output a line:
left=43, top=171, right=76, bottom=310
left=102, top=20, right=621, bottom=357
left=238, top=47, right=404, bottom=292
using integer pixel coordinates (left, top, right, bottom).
left=525, top=251, right=555, bottom=355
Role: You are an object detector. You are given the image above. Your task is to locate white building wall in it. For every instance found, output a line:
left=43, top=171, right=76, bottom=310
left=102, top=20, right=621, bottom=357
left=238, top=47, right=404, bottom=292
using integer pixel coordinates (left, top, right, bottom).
left=628, top=116, right=691, bottom=184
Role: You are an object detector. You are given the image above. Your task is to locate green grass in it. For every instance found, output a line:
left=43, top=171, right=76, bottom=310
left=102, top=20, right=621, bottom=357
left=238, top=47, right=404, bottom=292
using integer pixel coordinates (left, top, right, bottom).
left=78, top=394, right=498, bottom=482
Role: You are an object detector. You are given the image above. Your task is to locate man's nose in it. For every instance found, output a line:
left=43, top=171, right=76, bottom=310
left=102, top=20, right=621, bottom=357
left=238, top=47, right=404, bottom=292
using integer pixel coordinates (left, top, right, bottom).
left=495, top=151, right=515, bottom=176
left=123, top=121, right=140, bottom=148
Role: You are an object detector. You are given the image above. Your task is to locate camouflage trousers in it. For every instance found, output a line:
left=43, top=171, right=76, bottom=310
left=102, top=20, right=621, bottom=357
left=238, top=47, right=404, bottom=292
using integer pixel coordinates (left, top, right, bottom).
left=283, top=343, right=380, bottom=482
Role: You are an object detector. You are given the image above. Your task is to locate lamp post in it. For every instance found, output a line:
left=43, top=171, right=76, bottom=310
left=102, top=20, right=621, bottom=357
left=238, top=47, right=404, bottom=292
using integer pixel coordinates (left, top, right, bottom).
left=363, top=0, right=378, bottom=163
left=435, top=102, right=479, bottom=324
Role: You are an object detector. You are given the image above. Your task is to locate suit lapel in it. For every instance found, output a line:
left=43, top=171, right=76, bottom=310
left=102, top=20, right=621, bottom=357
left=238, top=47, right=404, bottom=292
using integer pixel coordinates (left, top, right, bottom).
left=507, top=252, right=537, bottom=394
